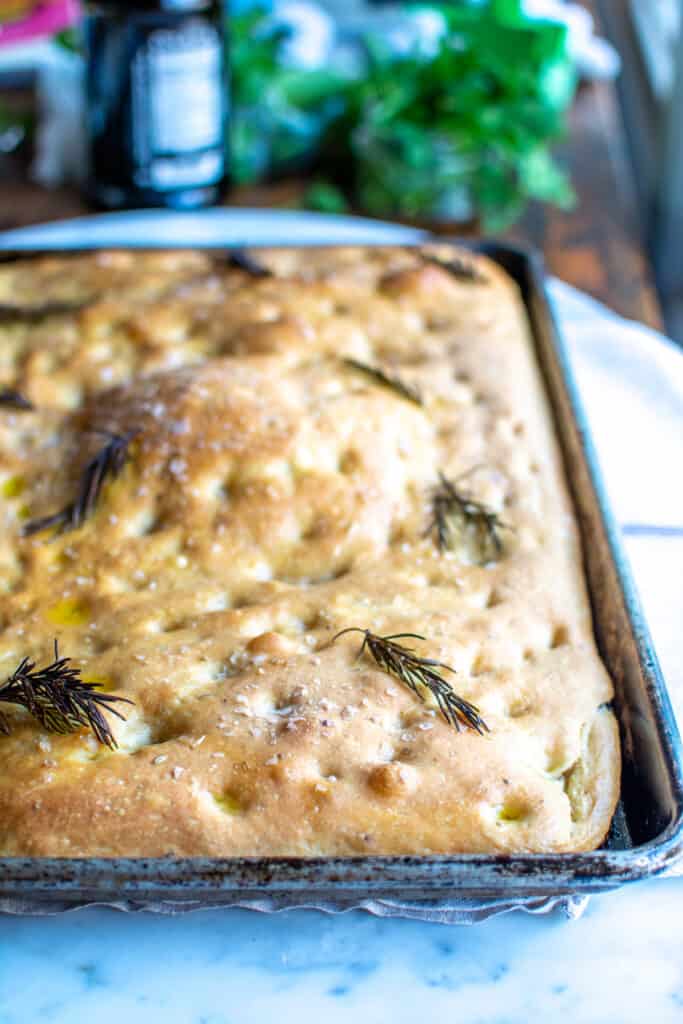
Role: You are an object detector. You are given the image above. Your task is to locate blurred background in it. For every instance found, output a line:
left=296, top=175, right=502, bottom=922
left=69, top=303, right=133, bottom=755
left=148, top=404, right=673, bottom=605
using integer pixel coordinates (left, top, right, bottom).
left=0, top=1, right=678, bottom=339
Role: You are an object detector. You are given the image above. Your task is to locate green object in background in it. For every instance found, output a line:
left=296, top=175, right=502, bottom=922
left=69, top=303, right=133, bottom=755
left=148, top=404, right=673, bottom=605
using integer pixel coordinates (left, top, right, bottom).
left=303, top=181, right=349, bottom=214
left=309, top=0, right=578, bottom=230
left=54, top=27, right=80, bottom=52
left=229, top=7, right=348, bottom=184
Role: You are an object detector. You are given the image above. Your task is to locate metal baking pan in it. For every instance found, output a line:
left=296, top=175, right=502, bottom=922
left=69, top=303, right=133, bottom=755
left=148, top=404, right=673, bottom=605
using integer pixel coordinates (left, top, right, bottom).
left=0, top=236, right=682, bottom=913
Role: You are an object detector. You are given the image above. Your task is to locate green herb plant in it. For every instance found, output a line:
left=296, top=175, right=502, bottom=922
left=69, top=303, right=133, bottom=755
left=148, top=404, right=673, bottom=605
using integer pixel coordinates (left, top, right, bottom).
left=229, top=7, right=349, bottom=184
left=312, top=0, right=577, bottom=229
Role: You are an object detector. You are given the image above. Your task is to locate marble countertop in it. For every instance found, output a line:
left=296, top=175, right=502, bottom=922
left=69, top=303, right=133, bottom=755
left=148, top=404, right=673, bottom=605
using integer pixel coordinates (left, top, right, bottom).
left=1, top=874, right=682, bottom=1023
left=0, top=216, right=682, bottom=1023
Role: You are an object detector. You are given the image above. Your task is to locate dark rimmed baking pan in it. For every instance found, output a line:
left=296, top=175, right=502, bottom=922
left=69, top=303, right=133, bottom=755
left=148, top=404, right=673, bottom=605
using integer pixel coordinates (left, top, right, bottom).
left=0, top=239, right=681, bottom=913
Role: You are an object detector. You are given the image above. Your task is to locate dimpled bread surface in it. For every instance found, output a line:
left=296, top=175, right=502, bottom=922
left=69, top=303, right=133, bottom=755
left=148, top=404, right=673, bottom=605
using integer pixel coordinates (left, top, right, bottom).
left=0, top=245, right=619, bottom=857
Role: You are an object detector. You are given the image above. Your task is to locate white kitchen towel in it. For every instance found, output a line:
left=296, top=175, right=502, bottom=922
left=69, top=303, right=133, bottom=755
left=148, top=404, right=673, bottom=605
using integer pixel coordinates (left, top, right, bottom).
left=549, top=279, right=683, bottom=530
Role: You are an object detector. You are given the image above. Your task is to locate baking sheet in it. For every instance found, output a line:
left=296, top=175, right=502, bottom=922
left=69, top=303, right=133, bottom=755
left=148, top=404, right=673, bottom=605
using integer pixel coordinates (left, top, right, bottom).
left=1, top=212, right=681, bottom=919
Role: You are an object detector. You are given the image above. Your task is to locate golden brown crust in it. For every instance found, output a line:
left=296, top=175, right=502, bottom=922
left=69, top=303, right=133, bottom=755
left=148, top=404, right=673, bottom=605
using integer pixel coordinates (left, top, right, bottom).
left=0, top=245, right=620, bottom=856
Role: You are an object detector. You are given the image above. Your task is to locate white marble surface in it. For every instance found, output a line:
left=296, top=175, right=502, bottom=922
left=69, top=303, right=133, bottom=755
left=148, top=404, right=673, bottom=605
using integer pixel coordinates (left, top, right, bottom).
left=0, top=880, right=682, bottom=1024
left=1, top=214, right=682, bottom=1022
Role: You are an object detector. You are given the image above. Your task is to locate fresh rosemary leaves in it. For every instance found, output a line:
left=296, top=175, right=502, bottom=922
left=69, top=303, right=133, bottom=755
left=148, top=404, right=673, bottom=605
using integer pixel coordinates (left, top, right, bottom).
left=343, top=358, right=422, bottom=406
left=225, top=249, right=273, bottom=278
left=333, top=628, right=487, bottom=733
left=0, top=641, right=132, bottom=748
left=421, top=251, right=486, bottom=284
left=0, top=299, right=90, bottom=323
left=428, top=471, right=509, bottom=564
left=23, top=429, right=139, bottom=537
left=0, top=388, right=33, bottom=411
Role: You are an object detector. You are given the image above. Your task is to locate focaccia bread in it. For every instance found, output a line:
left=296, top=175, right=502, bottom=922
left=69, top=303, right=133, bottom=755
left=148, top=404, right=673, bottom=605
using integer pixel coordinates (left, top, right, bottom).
left=0, top=245, right=620, bottom=857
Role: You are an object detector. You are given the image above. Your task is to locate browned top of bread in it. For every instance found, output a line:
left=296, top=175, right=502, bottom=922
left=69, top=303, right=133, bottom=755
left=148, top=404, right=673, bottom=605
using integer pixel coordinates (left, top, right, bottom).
left=0, top=245, right=619, bottom=857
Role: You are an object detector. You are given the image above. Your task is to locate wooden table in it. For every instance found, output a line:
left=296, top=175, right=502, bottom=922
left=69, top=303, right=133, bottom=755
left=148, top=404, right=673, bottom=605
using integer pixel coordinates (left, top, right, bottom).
left=0, top=45, right=662, bottom=331
left=506, top=79, right=662, bottom=331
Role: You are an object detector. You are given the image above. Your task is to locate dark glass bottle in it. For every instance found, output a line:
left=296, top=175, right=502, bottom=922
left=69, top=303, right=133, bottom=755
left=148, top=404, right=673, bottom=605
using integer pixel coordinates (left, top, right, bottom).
left=84, top=1, right=228, bottom=210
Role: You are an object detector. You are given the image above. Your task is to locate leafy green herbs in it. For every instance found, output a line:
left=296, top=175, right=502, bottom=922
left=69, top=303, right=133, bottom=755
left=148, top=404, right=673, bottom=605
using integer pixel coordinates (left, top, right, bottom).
left=333, top=627, right=487, bottom=734
left=343, top=358, right=422, bottom=406
left=428, top=471, right=510, bottom=564
left=24, top=429, right=138, bottom=538
left=308, top=0, right=577, bottom=229
left=0, top=299, right=89, bottom=323
left=0, top=642, right=132, bottom=748
left=0, top=388, right=33, bottom=411
left=229, top=7, right=349, bottom=185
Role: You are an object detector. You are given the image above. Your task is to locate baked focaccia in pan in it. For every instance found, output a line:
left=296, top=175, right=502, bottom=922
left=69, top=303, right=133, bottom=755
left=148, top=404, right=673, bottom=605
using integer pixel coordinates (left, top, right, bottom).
left=0, top=245, right=619, bottom=856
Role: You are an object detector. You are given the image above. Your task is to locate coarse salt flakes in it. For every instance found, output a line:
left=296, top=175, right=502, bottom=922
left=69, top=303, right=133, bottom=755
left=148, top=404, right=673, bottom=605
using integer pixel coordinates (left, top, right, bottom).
left=169, top=419, right=190, bottom=435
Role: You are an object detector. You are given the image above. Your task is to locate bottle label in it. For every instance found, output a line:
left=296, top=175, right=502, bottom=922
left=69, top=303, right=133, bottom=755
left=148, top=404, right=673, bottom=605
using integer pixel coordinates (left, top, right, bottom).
left=131, top=19, right=225, bottom=191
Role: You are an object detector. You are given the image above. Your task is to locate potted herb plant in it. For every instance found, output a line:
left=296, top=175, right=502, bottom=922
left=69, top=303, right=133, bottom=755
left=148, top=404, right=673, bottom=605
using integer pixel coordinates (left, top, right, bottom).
left=311, top=0, right=578, bottom=230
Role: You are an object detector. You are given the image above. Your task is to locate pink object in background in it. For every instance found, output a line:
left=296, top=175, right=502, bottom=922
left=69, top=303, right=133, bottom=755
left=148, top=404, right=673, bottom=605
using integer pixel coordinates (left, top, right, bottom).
left=0, top=1, right=79, bottom=47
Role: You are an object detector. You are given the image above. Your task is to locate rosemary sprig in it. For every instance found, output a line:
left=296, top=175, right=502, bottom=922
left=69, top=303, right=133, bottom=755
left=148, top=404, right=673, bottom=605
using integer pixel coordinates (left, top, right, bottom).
left=224, top=249, right=273, bottom=278
left=23, top=429, right=139, bottom=537
left=0, top=641, right=133, bottom=748
left=332, top=627, right=488, bottom=734
left=343, top=358, right=423, bottom=406
left=421, top=251, right=486, bottom=284
left=428, top=471, right=509, bottom=564
left=0, top=299, right=90, bottom=323
left=0, top=388, right=33, bottom=411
